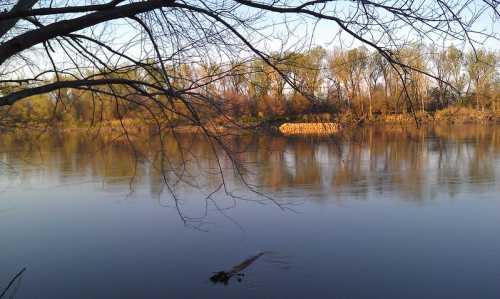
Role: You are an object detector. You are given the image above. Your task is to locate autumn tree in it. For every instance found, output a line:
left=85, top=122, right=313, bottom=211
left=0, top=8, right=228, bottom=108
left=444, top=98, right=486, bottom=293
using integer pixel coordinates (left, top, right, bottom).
left=466, top=49, right=498, bottom=111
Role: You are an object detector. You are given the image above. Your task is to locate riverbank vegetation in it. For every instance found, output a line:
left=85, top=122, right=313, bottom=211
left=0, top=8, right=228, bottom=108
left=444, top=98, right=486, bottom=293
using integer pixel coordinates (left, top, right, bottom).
left=1, top=45, right=498, bottom=132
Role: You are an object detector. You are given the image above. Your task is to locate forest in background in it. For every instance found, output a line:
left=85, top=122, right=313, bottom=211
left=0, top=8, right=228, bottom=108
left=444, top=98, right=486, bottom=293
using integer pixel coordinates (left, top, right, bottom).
left=1, top=44, right=499, bottom=130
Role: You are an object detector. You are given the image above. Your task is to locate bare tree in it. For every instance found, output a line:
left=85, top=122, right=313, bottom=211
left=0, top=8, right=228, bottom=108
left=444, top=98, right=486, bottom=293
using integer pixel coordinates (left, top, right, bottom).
left=0, top=0, right=498, bottom=219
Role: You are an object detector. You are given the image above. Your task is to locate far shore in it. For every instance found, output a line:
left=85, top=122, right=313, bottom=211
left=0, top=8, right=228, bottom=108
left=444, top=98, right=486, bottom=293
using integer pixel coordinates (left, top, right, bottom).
left=4, top=107, right=500, bottom=137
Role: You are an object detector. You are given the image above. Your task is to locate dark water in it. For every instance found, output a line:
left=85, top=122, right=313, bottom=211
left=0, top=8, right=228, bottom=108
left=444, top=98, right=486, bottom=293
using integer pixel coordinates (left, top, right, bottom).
left=1, top=125, right=500, bottom=298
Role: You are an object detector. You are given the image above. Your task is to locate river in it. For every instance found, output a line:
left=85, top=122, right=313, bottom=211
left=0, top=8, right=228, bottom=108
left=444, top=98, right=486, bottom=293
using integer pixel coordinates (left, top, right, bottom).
left=1, top=124, right=499, bottom=298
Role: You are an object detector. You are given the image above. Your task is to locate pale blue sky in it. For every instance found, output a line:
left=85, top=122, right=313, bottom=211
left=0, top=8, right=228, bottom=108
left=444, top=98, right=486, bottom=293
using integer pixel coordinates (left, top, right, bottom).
left=2, top=0, right=499, bottom=77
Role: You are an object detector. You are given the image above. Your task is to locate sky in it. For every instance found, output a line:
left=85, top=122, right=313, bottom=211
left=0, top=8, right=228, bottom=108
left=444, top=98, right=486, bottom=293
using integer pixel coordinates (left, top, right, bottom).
left=109, top=0, right=500, bottom=66
left=1, top=0, right=499, bottom=79
left=252, top=0, right=499, bottom=54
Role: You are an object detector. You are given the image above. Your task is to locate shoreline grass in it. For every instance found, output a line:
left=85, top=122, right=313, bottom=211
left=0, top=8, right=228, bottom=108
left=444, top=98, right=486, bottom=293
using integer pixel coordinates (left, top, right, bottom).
left=3, top=108, right=500, bottom=138
left=279, top=123, right=340, bottom=135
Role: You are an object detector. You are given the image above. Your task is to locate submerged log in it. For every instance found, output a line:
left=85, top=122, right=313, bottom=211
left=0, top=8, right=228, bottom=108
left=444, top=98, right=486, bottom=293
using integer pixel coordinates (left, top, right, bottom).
left=210, top=252, right=266, bottom=285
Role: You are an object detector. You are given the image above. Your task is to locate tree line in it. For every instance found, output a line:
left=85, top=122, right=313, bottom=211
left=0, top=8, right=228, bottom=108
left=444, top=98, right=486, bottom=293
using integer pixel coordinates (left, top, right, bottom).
left=2, top=44, right=498, bottom=127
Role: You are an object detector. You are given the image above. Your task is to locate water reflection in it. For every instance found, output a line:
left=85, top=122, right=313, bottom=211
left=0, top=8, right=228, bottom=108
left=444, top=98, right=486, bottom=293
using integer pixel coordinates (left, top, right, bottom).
left=2, top=125, right=499, bottom=203
left=1, top=125, right=500, bottom=298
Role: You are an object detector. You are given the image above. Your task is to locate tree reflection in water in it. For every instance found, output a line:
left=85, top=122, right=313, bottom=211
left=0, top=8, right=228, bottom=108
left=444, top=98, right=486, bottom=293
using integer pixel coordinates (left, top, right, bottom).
left=1, top=124, right=500, bottom=221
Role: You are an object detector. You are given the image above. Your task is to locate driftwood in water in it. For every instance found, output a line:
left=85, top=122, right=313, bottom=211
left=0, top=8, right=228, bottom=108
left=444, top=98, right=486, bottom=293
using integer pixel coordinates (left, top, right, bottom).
left=210, top=252, right=266, bottom=285
left=0, top=268, right=26, bottom=298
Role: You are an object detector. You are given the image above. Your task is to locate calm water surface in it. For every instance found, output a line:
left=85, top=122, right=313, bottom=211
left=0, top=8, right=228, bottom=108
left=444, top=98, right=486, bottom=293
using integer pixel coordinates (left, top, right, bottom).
left=1, top=125, right=500, bottom=298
